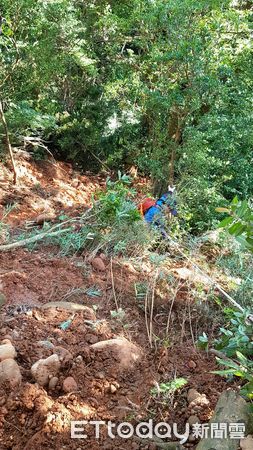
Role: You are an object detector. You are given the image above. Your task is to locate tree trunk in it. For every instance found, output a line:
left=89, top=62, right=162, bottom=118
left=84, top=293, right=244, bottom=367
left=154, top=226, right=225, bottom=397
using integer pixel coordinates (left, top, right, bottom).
left=168, top=110, right=182, bottom=186
left=0, top=100, right=17, bottom=184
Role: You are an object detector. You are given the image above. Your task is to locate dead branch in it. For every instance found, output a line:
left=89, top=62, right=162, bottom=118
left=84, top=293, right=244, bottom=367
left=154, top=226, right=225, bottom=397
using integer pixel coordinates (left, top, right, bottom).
left=0, top=227, right=72, bottom=252
left=23, top=136, right=56, bottom=161
left=164, top=234, right=247, bottom=314
left=0, top=208, right=94, bottom=252
left=110, top=257, right=119, bottom=312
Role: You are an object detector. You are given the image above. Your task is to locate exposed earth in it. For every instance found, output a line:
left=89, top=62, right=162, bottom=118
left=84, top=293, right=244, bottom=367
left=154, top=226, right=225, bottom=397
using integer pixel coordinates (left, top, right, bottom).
left=0, top=155, right=237, bottom=449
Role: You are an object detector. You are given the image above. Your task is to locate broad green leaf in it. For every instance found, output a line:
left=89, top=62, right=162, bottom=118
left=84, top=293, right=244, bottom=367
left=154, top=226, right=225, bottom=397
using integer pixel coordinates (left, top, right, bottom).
left=228, top=222, right=245, bottom=236
left=231, top=196, right=239, bottom=205
left=236, top=351, right=250, bottom=366
left=218, top=216, right=233, bottom=228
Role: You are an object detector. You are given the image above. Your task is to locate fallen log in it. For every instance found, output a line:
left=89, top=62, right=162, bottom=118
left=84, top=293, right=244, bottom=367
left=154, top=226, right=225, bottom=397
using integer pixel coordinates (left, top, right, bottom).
left=0, top=209, right=93, bottom=252
left=0, top=227, right=73, bottom=252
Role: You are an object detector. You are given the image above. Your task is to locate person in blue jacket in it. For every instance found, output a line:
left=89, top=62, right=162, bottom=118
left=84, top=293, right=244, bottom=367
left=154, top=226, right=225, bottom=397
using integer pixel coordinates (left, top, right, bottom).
left=144, top=186, right=177, bottom=237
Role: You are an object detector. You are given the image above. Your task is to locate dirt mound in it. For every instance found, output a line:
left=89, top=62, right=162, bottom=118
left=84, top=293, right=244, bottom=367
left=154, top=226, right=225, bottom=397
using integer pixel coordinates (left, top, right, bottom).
left=0, top=153, right=105, bottom=226
left=0, top=246, right=233, bottom=449
left=0, top=157, right=236, bottom=449
left=0, top=306, right=228, bottom=449
left=0, top=248, right=85, bottom=307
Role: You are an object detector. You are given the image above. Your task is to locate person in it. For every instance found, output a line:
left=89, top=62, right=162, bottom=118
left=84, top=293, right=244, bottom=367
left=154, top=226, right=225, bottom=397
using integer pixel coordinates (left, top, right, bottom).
left=142, top=186, right=177, bottom=237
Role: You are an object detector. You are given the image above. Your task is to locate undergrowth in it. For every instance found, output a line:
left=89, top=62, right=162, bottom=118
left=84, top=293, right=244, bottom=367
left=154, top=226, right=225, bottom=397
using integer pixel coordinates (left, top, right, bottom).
left=1, top=175, right=252, bottom=402
left=198, top=202, right=253, bottom=400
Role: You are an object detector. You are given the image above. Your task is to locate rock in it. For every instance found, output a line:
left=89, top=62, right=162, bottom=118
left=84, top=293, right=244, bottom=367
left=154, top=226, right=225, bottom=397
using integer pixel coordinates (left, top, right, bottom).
left=187, top=388, right=202, bottom=403
left=202, top=229, right=222, bottom=244
left=196, top=390, right=253, bottom=450
left=110, top=384, right=117, bottom=394
left=19, top=413, right=27, bottom=425
left=97, top=371, right=105, bottom=379
left=75, top=355, right=83, bottom=364
left=91, top=338, right=142, bottom=374
left=0, top=358, right=22, bottom=387
left=0, top=340, right=16, bottom=361
left=1, top=406, right=8, bottom=415
left=190, top=394, right=210, bottom=409
left=99, top=253, right=106, bottom=260
left=31, top=354, right=60, bottom=387
left=240, top=435, right=253, bottom=450
left=48, top=376, right=59, bottom=390
left=62, top=376, right=78, bottom=393
left=91, top=257, right=106, bottom=272
left=86, top=334, right=98, bottom=344
left=187, top=415, right=200, bottom=426
left=188, top=360, right=197, bottom=369
left=121, top=261, right=138, bottom=274
left=3, top=335, right=13, bottom=341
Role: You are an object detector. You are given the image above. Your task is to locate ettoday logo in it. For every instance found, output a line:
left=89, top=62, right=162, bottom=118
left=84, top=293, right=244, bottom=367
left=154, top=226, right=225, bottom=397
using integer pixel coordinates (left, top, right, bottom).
left=71, top=420, right=246, bottom=443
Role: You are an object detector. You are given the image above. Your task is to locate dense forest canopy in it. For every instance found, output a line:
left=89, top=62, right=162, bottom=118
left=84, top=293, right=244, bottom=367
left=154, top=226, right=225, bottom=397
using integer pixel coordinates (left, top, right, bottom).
left=0, top=0, right=252, bottom=231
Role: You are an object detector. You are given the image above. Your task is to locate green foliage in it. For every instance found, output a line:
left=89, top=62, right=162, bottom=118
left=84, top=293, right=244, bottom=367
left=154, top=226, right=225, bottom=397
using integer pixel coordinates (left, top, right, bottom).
left=94, top=172, right=140, bottom=226
left=134, top=281, right=148, bottom=310
left=216, top=248, right=253, bottom=309
left=205, top=307, right=253, bottom=399
left=110, top=308, right=126, bottom=322
left=179, top=179, right=225, bottom=232
left=5, top=101, right=56, bottom=143
left=214, top=310, right=253, bottom=358
left=150, top=378, right=188, bottom=398
left=197, top=332, right=209, bottom=350
left=92, top=172, right=158, bottom=255
left=52, top=226, right=96, bottom=256
left=213, top=351, right=253, bottom=400
left=85, top=286, right=102, bottom=298
left=0, top=203, right=16, bottom=243
left=1, top=0, right=253, bottom=231
left=217, top=197, right=253, bottom=252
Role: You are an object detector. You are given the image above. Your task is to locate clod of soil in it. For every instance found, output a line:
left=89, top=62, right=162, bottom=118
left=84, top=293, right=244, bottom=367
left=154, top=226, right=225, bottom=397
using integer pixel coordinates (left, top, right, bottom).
left=62, top=376, right=78, bottom=393
left=91, top=257, right=107, bottom=272
left=187, top=388, right=202, bottom=403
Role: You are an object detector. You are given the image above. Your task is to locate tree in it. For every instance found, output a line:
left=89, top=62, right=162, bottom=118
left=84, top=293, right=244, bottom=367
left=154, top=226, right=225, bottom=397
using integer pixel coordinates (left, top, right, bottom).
left=0, top=0, right=252, bottom=231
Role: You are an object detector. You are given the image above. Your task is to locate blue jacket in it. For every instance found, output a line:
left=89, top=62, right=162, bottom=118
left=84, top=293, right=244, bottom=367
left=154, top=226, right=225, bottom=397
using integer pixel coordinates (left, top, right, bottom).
left=144, top=192, right=177, bottom=227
